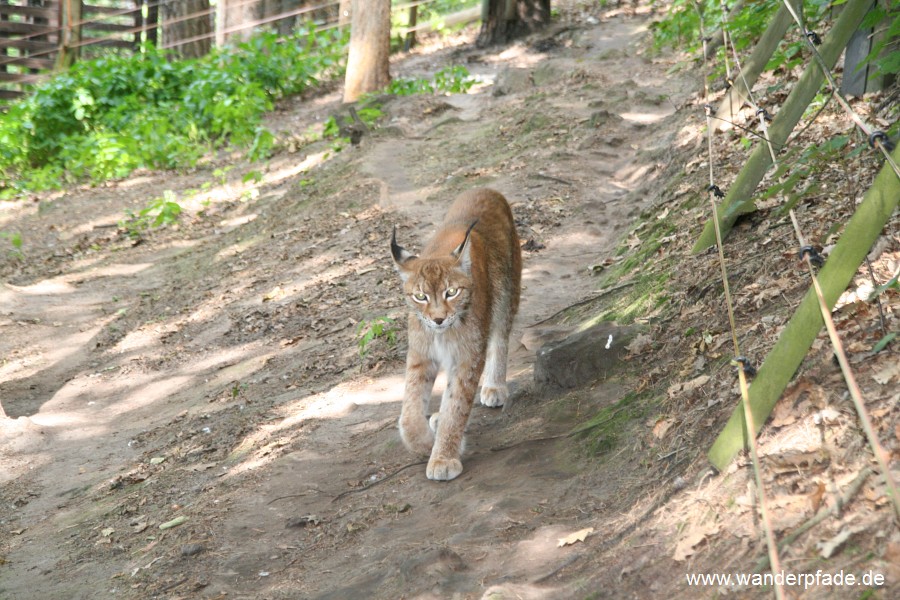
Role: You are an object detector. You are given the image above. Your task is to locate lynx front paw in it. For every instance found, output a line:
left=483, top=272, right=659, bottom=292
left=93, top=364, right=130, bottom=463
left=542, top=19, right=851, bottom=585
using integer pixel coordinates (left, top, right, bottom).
left=426, top=456, right=463, bottom=481
left=399, top=417, right=434, bottom=457
left=480, top=385, right=508, bottom=408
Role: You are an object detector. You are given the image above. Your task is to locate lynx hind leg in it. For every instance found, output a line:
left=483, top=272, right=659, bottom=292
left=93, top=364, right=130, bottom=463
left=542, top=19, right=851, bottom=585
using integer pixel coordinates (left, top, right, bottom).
left=480, top=328, right=511, bottom=407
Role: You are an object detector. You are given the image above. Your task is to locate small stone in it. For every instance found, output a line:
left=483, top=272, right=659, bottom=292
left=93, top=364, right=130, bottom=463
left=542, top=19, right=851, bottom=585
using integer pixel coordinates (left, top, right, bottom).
left=181, top=543, right=205, bottom=557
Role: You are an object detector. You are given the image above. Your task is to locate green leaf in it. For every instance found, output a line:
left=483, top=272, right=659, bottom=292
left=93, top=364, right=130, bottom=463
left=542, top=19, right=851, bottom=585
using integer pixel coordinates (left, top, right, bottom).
left=872, top=332, right=896, bottom=354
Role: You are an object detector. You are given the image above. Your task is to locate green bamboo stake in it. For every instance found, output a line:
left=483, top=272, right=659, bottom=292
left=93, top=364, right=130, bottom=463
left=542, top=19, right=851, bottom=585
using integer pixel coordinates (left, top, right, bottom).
left=715, top=0, right=800, bottom=127
left=693, top=0, right=871, bottom=253
left=708, top=143, right=900, bottom=471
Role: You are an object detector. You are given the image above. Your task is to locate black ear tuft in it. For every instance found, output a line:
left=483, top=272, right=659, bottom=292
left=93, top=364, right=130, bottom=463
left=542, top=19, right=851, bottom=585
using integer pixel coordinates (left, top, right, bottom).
left=451, top=219, right=479, bottom=259
left=391, top=226, right=416, bottom=265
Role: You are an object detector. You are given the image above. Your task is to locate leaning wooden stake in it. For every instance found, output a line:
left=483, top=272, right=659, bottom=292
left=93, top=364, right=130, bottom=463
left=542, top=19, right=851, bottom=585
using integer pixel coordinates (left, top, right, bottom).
left=789, top=211, right=900, bottom=520
left=708, top=143, right=900, bottom=471
left=692, top=0, right=871, bottom=253
left=715, top=0, right=799, bottom=129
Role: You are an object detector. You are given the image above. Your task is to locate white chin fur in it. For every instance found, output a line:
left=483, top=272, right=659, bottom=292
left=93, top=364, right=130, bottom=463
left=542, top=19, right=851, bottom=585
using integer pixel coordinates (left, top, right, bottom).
left=420, top=315, right=455, bottom=331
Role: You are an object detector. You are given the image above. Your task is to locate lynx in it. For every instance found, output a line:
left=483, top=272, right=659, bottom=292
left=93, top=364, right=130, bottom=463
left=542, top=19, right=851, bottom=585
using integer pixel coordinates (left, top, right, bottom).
left=391, top=188, right=522, bottom=481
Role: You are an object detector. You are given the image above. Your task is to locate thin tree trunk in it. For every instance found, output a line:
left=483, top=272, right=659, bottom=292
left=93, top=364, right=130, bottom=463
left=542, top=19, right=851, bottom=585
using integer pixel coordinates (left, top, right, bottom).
left=223, top=0, right=261, bottom=42
left=338, top=0, right=351, bottom=27
left=162, top=0, right=212, bottom=58
left=343, top=0, right=390, bottom=103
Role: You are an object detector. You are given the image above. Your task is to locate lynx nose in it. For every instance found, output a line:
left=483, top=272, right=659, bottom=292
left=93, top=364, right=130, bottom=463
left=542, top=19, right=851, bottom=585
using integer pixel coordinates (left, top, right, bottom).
left=433, top=317, right=444, bottom=325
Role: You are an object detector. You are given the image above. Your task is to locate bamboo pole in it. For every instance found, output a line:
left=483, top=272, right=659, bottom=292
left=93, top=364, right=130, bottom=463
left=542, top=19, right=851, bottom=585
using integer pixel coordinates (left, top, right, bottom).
left=708, top=142, right=900, bottom=471
left=715, top=0, right=799, bottom=129
left=692, top=0, right=871, bottom=253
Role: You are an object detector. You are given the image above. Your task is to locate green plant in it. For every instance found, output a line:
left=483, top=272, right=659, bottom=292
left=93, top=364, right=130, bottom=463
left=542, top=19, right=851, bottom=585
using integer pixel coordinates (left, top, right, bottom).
left=649, top=0, right=839, bottom=82
left=0, top=26, right=349, bottom=199
left=755, top=135, right=853, bottom=216
left=1, top=231, right=23, bottom=258
left=242, top=170, right=264, bottom=184
left=387, top=65, right=476, bottom=96
left=120, top=191, right=183, bottom=238
left=320, top=105, right=384, bottom=148
left=357, top=316, right=399, bottom=358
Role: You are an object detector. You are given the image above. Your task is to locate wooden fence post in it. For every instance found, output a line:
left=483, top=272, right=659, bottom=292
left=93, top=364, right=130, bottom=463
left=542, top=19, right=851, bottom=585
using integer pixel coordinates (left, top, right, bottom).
left=840, top=1, right=893, bottom=96
left=404, top=4, right=418, bottom=52
left=55, top=0, right=82, bottom=70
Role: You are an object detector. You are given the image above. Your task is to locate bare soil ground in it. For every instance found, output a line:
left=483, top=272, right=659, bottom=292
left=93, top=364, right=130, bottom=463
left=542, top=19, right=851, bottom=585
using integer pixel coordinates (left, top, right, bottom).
left=1, top=3, right=898, bottom=600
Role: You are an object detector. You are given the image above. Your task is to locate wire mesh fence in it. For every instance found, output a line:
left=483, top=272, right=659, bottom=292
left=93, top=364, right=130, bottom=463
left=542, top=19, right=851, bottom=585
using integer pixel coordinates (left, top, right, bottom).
left=0, top=0, right=477, bottom=101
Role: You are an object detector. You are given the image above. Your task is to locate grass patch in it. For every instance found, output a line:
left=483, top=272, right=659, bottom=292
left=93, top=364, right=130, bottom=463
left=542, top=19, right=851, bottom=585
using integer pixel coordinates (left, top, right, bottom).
left=571, top=390, right=657, bottom=455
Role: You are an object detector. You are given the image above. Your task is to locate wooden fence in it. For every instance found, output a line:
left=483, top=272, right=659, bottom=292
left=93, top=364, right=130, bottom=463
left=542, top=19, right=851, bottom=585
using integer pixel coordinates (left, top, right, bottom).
left=0, top=0, right=481, bottom=102
left=0, top=0, right=156, bottom=100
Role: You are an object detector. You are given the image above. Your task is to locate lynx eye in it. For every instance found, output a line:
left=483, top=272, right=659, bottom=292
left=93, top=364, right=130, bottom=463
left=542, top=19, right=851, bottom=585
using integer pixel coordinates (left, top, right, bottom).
left=412, top=292, right=428, bottom=303
left=445, top=287, right=460, bottom=299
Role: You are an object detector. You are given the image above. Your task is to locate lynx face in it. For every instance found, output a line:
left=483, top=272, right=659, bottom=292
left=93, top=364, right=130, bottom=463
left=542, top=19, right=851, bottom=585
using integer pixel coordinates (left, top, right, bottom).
left=392, top=222, right=476, bottom=333
left=402, top=261, right=472, bottom=332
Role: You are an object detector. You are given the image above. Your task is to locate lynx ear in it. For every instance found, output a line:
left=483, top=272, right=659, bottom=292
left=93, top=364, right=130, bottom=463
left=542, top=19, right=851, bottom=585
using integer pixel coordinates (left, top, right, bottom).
left=451, top=220, right=478, bottom=274
left=391, top=226, right=417, bottom=264
left=391, top=226, right=417, bottom=281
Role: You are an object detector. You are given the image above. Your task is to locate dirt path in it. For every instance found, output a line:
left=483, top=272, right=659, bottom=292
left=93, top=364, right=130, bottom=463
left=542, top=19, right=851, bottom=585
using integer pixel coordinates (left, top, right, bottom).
left=1, top=8, right=698, bottom=599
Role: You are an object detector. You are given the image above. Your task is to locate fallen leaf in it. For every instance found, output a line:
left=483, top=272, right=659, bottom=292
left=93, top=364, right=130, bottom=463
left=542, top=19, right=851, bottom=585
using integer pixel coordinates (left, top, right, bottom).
left=809, top=482, right=826, bottom=513
left=131, top=522, right=149, bottom=534
left=673, top=524, right=719, bottom=562
left=625, top=333, right=652, bottom=355
left=557, top=527, right=594, bottom=547
left=667, top=375, right=710, bottom=399
left=772, top=379, right=825, bottom=427
left=286, top=515, right=321, bottom=528
left=768, top=450, right=828, bottom=473
left=101, top=528, right=115, bottom=537
left=873, top=363, right=900, bottom=385
left=262, top=286, right=285, bottom=302
left=159, top=516, right=188, bottom=530
left=884, top=542, right=900, bottom=580
left=181, top=462, right=217, bottom=472
left=652, top=418, right=674, bottom=440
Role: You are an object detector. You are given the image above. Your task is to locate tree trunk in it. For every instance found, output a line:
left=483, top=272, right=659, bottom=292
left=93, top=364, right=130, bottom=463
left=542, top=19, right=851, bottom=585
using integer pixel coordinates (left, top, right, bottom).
left=162, top=0, right=212, bottom=58
left=342, top=0, right=390, bottom=103
left=477, top=0, right=551, bottom=47
left=223, top=0, right=261, bottom=43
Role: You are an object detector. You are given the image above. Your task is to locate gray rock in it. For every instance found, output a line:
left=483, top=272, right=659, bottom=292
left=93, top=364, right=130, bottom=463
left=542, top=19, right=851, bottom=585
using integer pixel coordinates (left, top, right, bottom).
left=181, top=543, right=205, bottom=557
left=492, top=68, right=534, bottom=96
left=533, top=322, right=639, bottom=389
